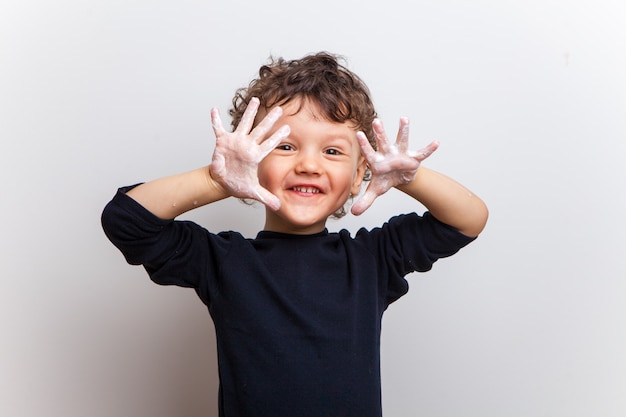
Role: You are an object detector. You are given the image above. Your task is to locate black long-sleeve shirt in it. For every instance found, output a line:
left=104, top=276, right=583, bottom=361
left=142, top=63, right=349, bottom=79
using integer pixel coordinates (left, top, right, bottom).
left=101, top=185, right=475, bottom=417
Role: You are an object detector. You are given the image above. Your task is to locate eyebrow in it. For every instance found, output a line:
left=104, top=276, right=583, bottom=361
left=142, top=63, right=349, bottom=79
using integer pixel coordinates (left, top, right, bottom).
left=320, top=134, right=355, bottom=145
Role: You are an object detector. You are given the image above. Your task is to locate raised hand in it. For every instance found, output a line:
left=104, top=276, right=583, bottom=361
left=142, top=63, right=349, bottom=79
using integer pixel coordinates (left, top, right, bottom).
left=351, top=117, right=439, bottom=216
left=209, top=97, right=290, bottom=211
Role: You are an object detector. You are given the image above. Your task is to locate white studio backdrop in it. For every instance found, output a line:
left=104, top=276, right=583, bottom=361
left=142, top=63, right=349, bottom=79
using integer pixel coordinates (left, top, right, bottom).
left=1, top=0, right=624, bottom=416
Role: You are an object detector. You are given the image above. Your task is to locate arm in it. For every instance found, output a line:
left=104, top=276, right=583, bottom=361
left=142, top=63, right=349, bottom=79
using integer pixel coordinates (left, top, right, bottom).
left=352, top=117, right=488, bottom=237
left=126, top=98, right=290, bottom=219
left=125, top=166, right=227, bottom=220
left=397, top=166, right=488, bottom=237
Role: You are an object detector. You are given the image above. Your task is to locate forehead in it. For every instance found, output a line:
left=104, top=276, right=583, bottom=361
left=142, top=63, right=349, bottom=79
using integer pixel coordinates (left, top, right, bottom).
left=285, top=100, right=358, bottom=138
left=260, top=98, right=358, bottom=131
left=280, top=98, right=324, bottom=120
left=254, top=97, right=357, bottom=126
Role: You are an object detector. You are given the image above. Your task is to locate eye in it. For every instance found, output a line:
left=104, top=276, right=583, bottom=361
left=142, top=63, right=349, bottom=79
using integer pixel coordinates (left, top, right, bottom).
left=276, top=144, right=294, bottom=151
left=325, top=148, right=342, bottom=156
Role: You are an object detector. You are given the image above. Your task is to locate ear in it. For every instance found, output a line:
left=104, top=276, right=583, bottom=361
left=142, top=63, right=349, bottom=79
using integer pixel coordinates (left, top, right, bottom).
left=350, top=157, right=367, bottom=196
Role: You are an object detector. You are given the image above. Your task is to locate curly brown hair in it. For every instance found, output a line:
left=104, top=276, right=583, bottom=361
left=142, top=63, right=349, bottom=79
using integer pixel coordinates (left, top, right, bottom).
left=229, top=51, right=378, bottom=153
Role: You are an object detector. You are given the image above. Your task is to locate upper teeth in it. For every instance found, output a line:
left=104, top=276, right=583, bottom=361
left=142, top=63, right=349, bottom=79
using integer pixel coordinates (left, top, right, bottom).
left=293, top=186, right=319, bottom=194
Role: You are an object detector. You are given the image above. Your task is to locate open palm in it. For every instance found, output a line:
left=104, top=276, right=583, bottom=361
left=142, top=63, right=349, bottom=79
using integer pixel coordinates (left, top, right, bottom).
left=351, top=117, right=439, bottom=215
left=209, top=97, right=290, bottom=211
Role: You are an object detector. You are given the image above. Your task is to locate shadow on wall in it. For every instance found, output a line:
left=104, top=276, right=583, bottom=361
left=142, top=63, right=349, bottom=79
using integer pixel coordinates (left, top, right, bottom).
left=83, top=280, right=220, bottom=417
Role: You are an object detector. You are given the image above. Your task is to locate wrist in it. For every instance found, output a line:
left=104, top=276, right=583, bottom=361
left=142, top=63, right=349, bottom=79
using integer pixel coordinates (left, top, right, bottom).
left=395, top=166, right=425, bottom=194
left=205, top=164, right=231, bottom=200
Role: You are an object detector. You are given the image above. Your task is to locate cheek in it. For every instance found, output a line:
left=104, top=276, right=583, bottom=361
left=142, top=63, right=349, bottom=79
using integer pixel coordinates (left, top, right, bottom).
left=337, top=167, right=359, bottom=196
left=257, top=157, right=284, bottom=189
left=256, top=160, right=273, bottom=187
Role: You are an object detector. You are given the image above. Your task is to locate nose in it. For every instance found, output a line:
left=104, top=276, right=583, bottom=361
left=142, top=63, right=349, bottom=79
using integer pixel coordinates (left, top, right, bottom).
left=295, top=149, right=322, bottom=175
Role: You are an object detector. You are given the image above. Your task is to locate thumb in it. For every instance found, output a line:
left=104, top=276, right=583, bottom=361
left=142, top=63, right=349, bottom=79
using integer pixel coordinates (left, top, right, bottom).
left=350, top=190, right=378, bottom=216
left=210, top=153, right=226, bottom=177
left=254, top=187, right=281, bottom=211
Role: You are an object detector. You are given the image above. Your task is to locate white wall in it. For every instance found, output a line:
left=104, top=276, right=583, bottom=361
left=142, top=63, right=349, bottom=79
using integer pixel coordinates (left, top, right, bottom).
left=1, top=0, right=624, bottom=416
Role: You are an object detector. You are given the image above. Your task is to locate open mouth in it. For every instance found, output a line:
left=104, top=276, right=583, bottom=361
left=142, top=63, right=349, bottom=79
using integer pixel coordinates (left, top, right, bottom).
left=291, top=186, right=321, bottom=194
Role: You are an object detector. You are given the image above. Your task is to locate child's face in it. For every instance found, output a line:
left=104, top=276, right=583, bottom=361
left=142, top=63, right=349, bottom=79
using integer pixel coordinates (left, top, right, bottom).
left=258, top=99, right=367, bottom=234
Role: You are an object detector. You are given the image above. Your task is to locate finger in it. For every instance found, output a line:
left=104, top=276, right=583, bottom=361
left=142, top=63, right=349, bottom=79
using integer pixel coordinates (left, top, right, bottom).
left=350, top=189, right=378, bottom=216
left=409, top=140, right=439, bottom=162
left=259, top=124, right=290, bottom=156
left=372, top=119, right=392, bottom=153
left=395, top=117, right=410, bottom=153
left=253, top=106, right=284, bottom=144
left=235, top=97, right=260, bottom=134
left=356, top=131, right=378, bottom=164
left=211, top=107, right=226, bottom=136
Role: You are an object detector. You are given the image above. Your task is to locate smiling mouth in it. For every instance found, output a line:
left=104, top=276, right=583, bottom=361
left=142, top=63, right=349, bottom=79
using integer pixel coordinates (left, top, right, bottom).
left=291, top=186, right=321, bottom=194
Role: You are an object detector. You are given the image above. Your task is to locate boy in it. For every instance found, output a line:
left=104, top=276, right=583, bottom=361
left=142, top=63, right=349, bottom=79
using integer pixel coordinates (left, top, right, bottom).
left=101, top=52, right=488, bottom=417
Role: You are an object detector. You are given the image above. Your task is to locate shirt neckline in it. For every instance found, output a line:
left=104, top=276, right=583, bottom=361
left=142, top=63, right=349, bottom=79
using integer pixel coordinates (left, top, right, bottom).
left=256, top=229, right=329, bottom=240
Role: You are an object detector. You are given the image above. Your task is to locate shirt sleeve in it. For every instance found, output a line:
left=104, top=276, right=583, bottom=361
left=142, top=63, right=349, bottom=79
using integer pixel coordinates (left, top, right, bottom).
left=100, top=185, right=230, bottom=304
left=393, top=212, right=475, bottom=272
left=397, top=211, right=476, bottom=273
left=354, top=212, right=477, bottom=305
